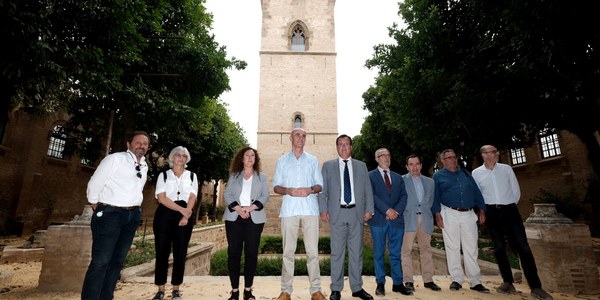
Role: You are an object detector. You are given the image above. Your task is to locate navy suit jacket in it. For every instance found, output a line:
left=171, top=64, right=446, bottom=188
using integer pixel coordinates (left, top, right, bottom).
left=367, top=169, right=408, bottom=228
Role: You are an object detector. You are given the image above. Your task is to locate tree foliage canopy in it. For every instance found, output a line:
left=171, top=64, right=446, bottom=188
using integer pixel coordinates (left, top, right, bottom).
left=1, top=0, right=248, bottom=181
left=361, top=0, right=600, bottom=176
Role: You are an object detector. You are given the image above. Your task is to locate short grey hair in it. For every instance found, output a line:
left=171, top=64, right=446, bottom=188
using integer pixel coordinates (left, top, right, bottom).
left=374, top=148, right=389, bottom=159
left=439, top=149, right=455, bottom=161
left=168, top=146, right=191, bottom=168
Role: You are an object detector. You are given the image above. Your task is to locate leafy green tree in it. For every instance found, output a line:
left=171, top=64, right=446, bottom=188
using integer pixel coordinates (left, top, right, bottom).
left=1, top=0, right=247, bottom=181
left=365, top=0, right=600, bottom=177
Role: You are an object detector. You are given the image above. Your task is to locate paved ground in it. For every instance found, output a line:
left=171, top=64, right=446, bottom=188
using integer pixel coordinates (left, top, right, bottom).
left=1, top=260, right=598, bottom=300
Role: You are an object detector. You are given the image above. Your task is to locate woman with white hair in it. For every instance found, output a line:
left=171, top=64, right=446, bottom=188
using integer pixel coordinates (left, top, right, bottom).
left=152, top=146, right=198, bottom=300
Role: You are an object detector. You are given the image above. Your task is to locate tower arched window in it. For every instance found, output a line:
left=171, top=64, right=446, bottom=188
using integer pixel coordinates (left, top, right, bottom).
left=294, top=115, right=303, bottom=128
left=47, top=124, right=67, bottom=159
left=291, top=25, right=305, bottom=52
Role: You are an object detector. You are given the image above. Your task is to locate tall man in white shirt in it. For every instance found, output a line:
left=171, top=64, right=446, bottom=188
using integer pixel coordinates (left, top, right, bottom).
left=472, top=145, right=553, bottom=300
left=82, top=131, right=150, bottom=300
left=272, top=128, right=327, bottom=300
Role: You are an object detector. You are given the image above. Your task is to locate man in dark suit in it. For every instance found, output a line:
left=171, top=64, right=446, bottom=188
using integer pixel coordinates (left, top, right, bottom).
left=401, top=154, right=441, bottom=292
left=319, top=134, right=374, bottom=300
left=367, top=148, right=411, bottom=296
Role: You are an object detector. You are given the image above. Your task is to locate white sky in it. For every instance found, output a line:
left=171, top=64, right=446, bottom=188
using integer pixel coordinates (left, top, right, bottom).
left=204, top=1, right=403, bottom=147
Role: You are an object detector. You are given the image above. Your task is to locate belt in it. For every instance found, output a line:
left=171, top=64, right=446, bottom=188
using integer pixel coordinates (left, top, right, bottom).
left=340, top=204, right=356, bottom=209
left=449, top=207, right=472, bottom=212
left=487, top=203, right=516, bottom=209
left=98, top=202, right=140, bottom=211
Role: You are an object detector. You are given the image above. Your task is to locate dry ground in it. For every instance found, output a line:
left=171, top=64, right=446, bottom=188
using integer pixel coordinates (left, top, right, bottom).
left=1, top=238, right=599, bottom=300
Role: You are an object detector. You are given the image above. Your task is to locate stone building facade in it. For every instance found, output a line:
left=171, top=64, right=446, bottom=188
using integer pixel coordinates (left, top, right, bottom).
left=256, top=0, right=340, bottom=235
left=0, top=111, right=223, bottom=236
left=494, top=130, right=598, bottom=234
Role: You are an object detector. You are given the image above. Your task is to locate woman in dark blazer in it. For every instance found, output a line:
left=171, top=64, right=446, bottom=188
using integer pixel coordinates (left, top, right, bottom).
left=224, top=147, right=269, bottom=300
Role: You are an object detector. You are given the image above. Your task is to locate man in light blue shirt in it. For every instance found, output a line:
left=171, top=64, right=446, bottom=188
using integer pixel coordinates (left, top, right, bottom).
left=272, top=128, right=326, bottom=300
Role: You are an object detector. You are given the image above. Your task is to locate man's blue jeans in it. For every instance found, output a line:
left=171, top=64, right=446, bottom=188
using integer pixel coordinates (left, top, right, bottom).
left=81, top=205, right=140, bottom=300
left=371, top=223, right=404, bottom=285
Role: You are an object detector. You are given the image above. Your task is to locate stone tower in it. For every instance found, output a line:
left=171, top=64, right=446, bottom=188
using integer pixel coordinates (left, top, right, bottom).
left=257, top=0, right=339, bottom=235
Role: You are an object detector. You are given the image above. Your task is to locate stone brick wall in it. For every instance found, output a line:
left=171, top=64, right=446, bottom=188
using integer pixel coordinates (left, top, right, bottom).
left=38, top=224, right=92, bottom=292
left=499, top=131, right=597, bottom=233
left=189, top=224, right=227, bottom=253
left=0, top=111, right=93, bottom=235
left=526, top=222, right=600, bottom=294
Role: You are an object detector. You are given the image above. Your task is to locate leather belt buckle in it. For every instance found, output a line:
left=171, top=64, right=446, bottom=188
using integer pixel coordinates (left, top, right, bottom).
left=98, top=202, right=139, bottom=211
left=340, top=204, right=355, bottom=209
left=450, top=207, right=471, bottom=212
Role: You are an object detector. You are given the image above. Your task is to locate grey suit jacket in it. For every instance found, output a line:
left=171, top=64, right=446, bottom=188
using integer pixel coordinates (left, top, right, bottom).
left=223, top=172, right=269, bottom=224
left=319, top=158, right=374, bottom=224
left=402, top=173, right=435, bottom=235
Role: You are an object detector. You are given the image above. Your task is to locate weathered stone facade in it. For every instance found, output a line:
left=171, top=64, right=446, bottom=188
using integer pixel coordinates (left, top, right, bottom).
left=525, top=204, right=600, bottom=294
left=0, top=110, right=224, bottom=236
left=497, top=131, right=599, bottom=234
left=257, top=0, right=339, bottom=236
left=0, top=111, right=93, bottom=235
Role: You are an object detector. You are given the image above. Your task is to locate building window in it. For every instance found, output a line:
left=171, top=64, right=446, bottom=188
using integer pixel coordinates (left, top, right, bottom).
left=539, top=130, right=561, bottom=158
left=294, top=115, right=302, bottom=128
left=510, top=148, right=526, bottom=165
left=291, top=25, right=305, bottom=52
left=47, top=125, right=67, bottom=159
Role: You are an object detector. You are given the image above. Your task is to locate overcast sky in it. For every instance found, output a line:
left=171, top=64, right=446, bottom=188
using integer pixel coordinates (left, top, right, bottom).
left=204, top=1, right=403, bottom=147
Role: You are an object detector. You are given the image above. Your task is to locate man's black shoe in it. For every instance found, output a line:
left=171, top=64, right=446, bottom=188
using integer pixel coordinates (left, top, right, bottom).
left=375, top=283, right=385, bottom=296
left=470, top=284, right=490, bottom=293
left=392, top=284, right=413, bottom=295
left=330, top=291, right=341, bottom=300
left=351, top=289, right=374, bottom=300
left=424, top=282, right=441, bottom=291
left=405, top=282, right=415, bottom=292
left=449, top=281, right=462, bottom=291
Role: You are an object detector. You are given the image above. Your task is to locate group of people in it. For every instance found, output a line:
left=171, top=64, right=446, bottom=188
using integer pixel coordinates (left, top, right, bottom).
left=82, top=131, right=198, bottom=300
left=80, top=130, right=553, bottom=300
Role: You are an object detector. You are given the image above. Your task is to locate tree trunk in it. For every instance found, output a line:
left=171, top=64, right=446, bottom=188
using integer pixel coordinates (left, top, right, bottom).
left=212, top=181, right=219, bottom=221
left=573, top=130, right=600, bottom=205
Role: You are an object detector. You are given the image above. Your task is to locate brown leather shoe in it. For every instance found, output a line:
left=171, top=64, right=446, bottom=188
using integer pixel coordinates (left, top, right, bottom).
left=311, top=291, right=327, bottom=300
left=272, top=292, right=291, bottom=300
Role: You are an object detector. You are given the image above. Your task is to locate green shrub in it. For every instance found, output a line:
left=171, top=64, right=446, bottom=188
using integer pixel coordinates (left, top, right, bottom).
left=124, top=240, right=156, bottom=268
left=259, top=235, right=331, bottom=254
left=211, top=236, right=378, bottom=276
left=210, top=248, right=229, bottom=275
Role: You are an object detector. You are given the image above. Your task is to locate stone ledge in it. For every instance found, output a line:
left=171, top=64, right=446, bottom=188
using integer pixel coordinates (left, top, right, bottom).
left=0, top=246, right=44, bottom=263
left=121, top=243, right=214, bottom=280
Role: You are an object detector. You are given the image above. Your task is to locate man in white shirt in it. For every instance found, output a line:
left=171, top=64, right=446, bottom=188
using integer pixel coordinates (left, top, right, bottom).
left=272, top=128, right=326, bottom=300
left=472, top=145, right=553, bottom=300
left=82, top=131, right=150, bottom=300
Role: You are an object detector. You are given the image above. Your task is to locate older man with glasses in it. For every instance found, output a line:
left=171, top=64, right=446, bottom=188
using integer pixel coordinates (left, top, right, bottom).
left=432, top=149, right=489, bottom=294
left=472, top=145, right=553, bottom=300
